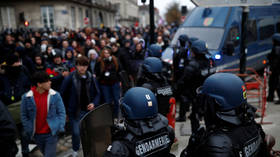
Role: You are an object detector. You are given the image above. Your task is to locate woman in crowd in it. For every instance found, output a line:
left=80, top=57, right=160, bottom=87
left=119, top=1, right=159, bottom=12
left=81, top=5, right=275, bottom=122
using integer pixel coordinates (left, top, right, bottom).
left=43, top=45, right=54, bottom=65
left=88, top=49, right=99, bottom=75
left=95, top=47, right=121, bottom=118
left=65, top=47, right=76, bottom=70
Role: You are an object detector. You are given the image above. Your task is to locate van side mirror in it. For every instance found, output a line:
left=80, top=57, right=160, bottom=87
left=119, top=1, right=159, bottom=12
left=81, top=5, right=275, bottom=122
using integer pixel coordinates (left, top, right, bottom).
left=223, top=41, right=235, bottom=56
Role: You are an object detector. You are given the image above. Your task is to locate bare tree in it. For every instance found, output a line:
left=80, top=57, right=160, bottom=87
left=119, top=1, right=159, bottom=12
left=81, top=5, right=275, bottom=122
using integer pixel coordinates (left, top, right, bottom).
left=165, top=2, right=182, bottom=25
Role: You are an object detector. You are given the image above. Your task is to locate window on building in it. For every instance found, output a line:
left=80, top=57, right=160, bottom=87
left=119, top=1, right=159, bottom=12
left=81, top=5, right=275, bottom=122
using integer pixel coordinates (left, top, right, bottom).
left=93, top=11, right=97, bottom=27
left=41, top=6, right=54, bottom=29
left=99, top=12, right=103, bottom=24
left=276, top=17, right=280, bottom=33
left=259, top=18, right=274, bottom=40
left=0, top=7, right=16, bottom=28
left=71, top=7, right=76, bottom=29
left=85, top=9, right=89, bottom=18
left=79, top=8, right=83, bottom=27
left=246, top=20, right=257, bottom=44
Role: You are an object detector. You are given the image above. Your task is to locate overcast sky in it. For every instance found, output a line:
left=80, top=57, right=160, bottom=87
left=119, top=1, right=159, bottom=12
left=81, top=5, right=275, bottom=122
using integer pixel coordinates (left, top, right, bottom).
left=137, top=0, right=196, bottom=16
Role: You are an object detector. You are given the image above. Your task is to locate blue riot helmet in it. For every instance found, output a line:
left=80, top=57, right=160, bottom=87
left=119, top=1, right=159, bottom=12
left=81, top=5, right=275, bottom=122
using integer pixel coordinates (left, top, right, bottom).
left=142, top=57, right=162, bottom=73
left=186, top=37, right=198, bottom=59
left=188, top=37, right=198, bottom=47
left=177, top=34, right=189, bottom=48
left=120, top=87, right=158, bottom=120
left=147, top=44, right=162, bottom=58
left=197, top=73, right=247, bottom=126
left=191, top=40, right=208, bottom=55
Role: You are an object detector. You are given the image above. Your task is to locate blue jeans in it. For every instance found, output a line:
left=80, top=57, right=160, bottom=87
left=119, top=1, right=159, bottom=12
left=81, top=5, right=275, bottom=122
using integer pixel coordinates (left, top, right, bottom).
left=100, top=82, right=121, bottom=118
left=69, top=111, right=87, bottom=151
left=34, top=133, right=57, bottom=157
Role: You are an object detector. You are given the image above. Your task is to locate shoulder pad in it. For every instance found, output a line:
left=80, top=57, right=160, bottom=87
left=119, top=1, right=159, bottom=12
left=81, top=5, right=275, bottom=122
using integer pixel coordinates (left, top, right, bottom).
left=206, top=133, right=233, bottom=150
left=142, top=83, right=153, bottom=91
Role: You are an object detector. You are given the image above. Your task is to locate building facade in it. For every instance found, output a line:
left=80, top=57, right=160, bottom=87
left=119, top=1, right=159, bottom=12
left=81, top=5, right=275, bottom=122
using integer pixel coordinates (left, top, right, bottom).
left=111, top=0, right=139, bottom=27
left=0, top=0, right=117, bottom=30
left=139, top=5, right=161, bottom=27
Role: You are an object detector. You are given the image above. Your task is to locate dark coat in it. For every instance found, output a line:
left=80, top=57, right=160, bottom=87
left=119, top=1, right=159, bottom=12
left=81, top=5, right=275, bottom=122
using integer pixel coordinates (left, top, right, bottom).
left=0, top=100, right=18, bottom=157
left=95, top=60, right=120, bottom=86
left=60, top=71, right=100, bottom=117
left=0, top=66, right=31, bottom=105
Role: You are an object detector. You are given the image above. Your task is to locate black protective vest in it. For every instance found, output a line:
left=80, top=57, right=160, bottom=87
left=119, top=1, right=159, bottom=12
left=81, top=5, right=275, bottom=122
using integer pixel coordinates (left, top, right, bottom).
left=123, top=127, right=172, bottom=157
left=142, top=78, right=173, bottom=116
left=104, top=115, right=175, bottom=157
left=182, top=122, right=268, bottom=157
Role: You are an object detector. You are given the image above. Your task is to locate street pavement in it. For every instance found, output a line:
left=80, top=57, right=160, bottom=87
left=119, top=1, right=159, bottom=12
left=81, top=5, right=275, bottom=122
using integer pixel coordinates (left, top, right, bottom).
left=15, top=100, right=280, bottom=157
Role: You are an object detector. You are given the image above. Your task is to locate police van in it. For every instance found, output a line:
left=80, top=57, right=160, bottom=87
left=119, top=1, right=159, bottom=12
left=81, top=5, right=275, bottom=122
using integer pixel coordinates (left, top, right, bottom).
left=162, top=3, right=280, bottom=71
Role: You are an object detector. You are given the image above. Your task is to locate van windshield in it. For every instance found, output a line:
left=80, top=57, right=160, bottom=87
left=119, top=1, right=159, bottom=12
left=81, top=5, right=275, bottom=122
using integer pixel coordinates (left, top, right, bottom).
left=171, top=27, right=224, bottom=50
left=182, top=7, right=230, bottom=27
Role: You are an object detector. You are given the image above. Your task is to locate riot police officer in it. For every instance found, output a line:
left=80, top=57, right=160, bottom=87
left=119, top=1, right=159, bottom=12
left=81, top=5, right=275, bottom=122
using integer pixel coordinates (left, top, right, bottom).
left=136, top=57, right=173, bottom=116
left=146, top=44, right=172, bottom=83
left=104, top=87, right=175, bottom=157
left=177, top=40, right=212, bottom=130
left=172, top=34, right=191, bottom=121
left=180, top=73, right=270, bottom=157
left=267, top=33, right=280, bottom=103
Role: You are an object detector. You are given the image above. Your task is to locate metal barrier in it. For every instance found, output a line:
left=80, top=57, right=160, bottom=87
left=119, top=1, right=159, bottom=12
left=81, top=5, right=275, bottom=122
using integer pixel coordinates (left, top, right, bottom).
left=217, top=67, right=271, bottom=125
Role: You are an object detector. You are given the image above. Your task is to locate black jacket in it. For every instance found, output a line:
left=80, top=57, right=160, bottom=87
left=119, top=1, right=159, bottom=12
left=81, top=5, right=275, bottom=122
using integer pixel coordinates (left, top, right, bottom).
left=0, top=100, right=18, bottom=157
left=173, top=47, right=189, bottom=81
left=181, top=122, right=270, bottom=157
left=0, top=66, right=31, bottom=105
left=95, top=59, right=120, bottom=85
left=136, top=70, right=173, bottom=116
left=177, top=57, right=210, bottom=98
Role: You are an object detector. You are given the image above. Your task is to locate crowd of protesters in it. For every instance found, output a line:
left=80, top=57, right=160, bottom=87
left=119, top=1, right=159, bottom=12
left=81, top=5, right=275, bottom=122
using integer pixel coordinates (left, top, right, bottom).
left=0, top=24, right=178, bottom=157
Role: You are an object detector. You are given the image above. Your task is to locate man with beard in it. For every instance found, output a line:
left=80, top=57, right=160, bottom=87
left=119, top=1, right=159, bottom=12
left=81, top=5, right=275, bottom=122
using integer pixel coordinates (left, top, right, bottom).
left=46, top=50, right=71, bottom=91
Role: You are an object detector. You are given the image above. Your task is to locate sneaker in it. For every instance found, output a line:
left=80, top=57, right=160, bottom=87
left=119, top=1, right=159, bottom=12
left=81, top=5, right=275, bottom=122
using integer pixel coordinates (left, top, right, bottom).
left=72, top=151, right=78, bottom=157
left=274, top=101, right=280, bottom=105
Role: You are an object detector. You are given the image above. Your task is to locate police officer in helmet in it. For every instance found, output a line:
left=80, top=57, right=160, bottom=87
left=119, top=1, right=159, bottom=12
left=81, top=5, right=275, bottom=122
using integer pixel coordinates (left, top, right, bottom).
left=176, top=40, right=212, bottom=129
left=146, top=44, right=172, bottom=83
left=180, top=73, right=270, bottom=157
left=104, top=87, right=175, bottom=157
left=147, top=44, right=162, bottom=58
left=136, top=57, right=173, bottom=116
left=173, top=34, right=192, bottom=122
left=267, top=33, right=280, bottom=103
